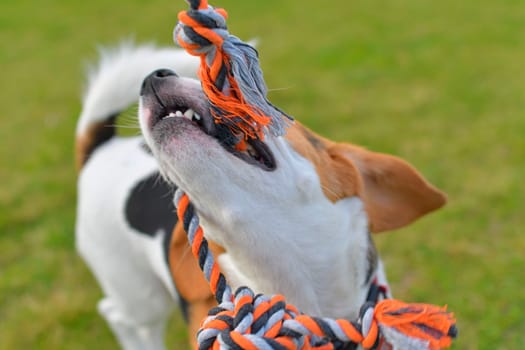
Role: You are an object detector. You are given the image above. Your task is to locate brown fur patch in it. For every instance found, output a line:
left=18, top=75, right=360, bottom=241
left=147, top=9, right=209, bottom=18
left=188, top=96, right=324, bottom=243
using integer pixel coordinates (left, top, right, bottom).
left=285, top=123, right=361, bottom=202
left=186, top=296, right=216, bottom=349
left=169, top=222, right=221, bottom=303
left=75, top=116, right=117, bottom=171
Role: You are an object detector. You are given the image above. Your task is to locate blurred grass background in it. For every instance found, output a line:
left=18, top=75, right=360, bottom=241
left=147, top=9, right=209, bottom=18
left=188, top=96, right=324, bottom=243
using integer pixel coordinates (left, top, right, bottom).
left=1, top=0, right=524, bottom=349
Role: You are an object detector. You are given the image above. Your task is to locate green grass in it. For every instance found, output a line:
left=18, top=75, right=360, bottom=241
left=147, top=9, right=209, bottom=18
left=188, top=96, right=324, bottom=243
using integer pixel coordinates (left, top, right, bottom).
left=1, top=0, right=524, bottom=349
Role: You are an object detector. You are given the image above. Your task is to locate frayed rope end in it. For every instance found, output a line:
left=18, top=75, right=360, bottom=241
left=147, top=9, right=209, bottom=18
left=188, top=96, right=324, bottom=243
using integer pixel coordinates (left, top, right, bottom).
left=174, top=0, right=292, bottom=143
left=374, top=299, right=457, bottom=350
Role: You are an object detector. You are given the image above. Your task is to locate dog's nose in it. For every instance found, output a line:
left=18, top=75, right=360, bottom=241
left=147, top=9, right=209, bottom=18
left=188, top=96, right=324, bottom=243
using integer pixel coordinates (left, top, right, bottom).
left=153, top=69, right=178, bottom=78
left=140, top=69, right=179, bottom=95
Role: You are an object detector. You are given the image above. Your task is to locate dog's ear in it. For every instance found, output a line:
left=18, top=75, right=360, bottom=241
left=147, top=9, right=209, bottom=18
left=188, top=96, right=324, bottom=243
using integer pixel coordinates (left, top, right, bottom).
left=328, top=143, right=447, bottom=233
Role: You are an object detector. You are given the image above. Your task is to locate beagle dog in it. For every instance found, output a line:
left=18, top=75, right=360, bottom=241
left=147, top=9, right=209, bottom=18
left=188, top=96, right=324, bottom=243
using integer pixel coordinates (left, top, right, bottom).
left=76, top=44, right=446, bottom=350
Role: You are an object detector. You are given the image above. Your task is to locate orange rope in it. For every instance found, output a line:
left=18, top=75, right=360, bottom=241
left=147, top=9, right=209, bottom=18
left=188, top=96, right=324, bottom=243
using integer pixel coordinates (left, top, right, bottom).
left=175, top=0, right=291, bottom=144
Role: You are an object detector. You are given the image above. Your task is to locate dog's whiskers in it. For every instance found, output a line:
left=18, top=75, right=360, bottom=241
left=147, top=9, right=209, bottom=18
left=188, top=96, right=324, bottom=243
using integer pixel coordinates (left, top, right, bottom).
left=116, top=108, right=140, bottom=124
left=320, top=184, right=340, bottom=198
left=173, top=245, right=193, bottom=273
left=112, top=124, right=141, bottom=129
left=266, top=85, right=294, bottom=92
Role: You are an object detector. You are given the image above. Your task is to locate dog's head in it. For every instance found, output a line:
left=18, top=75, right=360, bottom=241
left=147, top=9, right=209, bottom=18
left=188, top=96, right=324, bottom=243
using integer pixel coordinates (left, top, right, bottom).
left=139, top=69, right=445, bottom=235
left=139, top=68, right=446, bottom=314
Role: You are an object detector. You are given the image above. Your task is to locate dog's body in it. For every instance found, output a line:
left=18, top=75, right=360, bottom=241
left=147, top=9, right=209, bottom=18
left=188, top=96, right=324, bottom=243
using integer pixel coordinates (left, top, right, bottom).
left=77, top=44, right=446, bottom=350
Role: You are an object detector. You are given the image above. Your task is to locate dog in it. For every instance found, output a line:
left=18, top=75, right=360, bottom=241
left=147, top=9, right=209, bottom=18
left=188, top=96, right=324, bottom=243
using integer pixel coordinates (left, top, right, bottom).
left=76, top=44, right=446, bottom=350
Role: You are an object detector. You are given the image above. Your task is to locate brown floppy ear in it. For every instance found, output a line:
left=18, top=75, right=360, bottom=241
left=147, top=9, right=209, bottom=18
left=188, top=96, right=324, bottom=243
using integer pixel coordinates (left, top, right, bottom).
left=329, top=143, right=447, bottom=233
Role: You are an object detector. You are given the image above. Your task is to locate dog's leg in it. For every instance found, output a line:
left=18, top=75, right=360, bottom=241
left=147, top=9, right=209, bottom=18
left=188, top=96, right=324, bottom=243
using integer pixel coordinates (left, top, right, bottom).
left=76, top=211, right=174, bottom=350
left=98, top=297, right=168, bottom=350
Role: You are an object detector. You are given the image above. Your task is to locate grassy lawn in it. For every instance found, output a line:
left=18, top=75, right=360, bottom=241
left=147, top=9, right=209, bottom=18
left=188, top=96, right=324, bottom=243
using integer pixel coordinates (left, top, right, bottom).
left=1, top=0, right=524, bottom=349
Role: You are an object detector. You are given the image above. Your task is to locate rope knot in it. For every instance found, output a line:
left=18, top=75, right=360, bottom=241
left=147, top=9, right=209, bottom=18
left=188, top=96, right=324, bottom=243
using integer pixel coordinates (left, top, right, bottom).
left=197, top=289, right=457, bottom=350
left=175, top=3, right=228, bottom=56
left=174, top=0, right=292, bottom=145
left=198, top=287, right=303, bottom=350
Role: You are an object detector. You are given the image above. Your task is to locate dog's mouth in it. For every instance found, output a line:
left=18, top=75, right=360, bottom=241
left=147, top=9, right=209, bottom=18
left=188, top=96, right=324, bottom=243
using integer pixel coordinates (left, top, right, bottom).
left=142, top=70, right=276, bottom=171
left=158, top=106, right=276, bottom=171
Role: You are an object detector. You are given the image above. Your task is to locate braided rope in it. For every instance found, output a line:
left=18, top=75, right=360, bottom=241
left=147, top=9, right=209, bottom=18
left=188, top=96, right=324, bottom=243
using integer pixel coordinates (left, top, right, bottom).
left=171, top=1, right=457, bottom=349
left=174, top=0, right=292, bottom=149
left=175, top=189, right=457, bottom=350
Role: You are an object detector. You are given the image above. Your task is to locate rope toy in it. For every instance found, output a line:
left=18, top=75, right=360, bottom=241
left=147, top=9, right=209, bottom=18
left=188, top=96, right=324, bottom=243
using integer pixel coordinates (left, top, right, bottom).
left=175, top=190, right=457, bottom=350
left=172, top=1, right=458, bottom=349
left=174, top=0, right=292, bottom=149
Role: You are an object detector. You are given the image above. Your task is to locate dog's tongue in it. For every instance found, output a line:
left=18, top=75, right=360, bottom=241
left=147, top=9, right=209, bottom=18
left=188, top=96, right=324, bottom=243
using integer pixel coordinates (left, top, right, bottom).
left=174, top=0, right=292, bottom=148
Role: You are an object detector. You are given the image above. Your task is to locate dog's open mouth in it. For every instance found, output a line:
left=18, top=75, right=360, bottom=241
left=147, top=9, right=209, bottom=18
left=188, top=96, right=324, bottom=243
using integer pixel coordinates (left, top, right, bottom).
left=159, top=106, right=275, bottom=171
left=143, top=71, right=276, bottom=171
left=237, top=137, right=276, bottom=170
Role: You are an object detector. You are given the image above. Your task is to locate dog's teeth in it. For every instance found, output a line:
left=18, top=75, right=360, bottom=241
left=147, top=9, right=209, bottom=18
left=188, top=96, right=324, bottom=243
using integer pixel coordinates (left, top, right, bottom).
left=165, top=110, right=200, bottom=121
left=184, top=109, right=194, bottom=119
left=246, top=144, right=258, bottom=158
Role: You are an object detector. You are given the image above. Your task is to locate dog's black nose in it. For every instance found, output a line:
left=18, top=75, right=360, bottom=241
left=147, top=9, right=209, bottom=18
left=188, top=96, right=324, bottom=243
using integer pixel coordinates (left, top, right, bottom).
left=140, top=69, right=179, bottom=95
left=153, top=69, right=178, bottom=78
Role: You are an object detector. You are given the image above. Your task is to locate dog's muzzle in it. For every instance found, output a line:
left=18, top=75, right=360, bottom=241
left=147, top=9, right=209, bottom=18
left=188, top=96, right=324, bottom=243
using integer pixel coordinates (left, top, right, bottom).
left=140, top=69, right=276, bottom=171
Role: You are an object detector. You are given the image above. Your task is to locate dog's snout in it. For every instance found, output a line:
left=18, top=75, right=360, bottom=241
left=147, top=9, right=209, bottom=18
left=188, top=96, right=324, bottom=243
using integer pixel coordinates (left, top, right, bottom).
left=140, top=69, right=179, bottom=95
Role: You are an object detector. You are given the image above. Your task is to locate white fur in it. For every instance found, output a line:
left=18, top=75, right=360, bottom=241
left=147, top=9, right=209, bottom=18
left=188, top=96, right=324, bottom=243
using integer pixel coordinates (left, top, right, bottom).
left=76, top=44, right=200, bottom=350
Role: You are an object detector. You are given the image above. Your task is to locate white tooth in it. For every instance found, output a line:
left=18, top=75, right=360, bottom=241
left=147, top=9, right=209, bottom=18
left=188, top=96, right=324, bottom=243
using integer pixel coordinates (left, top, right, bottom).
left=184, top=109, right=194, bottom=119
left=194, top=113, right=201, bottom=121
left=166, top=112, right=176, bottom=118
left=175, top=110, right=184, bottom=117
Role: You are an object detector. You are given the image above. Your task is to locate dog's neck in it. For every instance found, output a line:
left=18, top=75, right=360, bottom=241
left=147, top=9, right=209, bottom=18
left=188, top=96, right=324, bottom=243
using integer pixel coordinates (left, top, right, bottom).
left=201, top=200, right=375, bottom=319
left=190, top=138, right=378, bottom=319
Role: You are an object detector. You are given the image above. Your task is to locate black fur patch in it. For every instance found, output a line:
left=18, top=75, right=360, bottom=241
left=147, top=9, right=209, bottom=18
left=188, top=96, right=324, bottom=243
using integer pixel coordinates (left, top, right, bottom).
left=125, top=172, right=177, bottom=246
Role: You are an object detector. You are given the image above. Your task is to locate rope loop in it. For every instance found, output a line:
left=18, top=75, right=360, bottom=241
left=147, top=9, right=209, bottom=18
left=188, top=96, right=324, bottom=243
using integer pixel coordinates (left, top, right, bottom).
left=174, top=0, right=292, bottom=145
left=195, top=287, right=457, bottom=350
